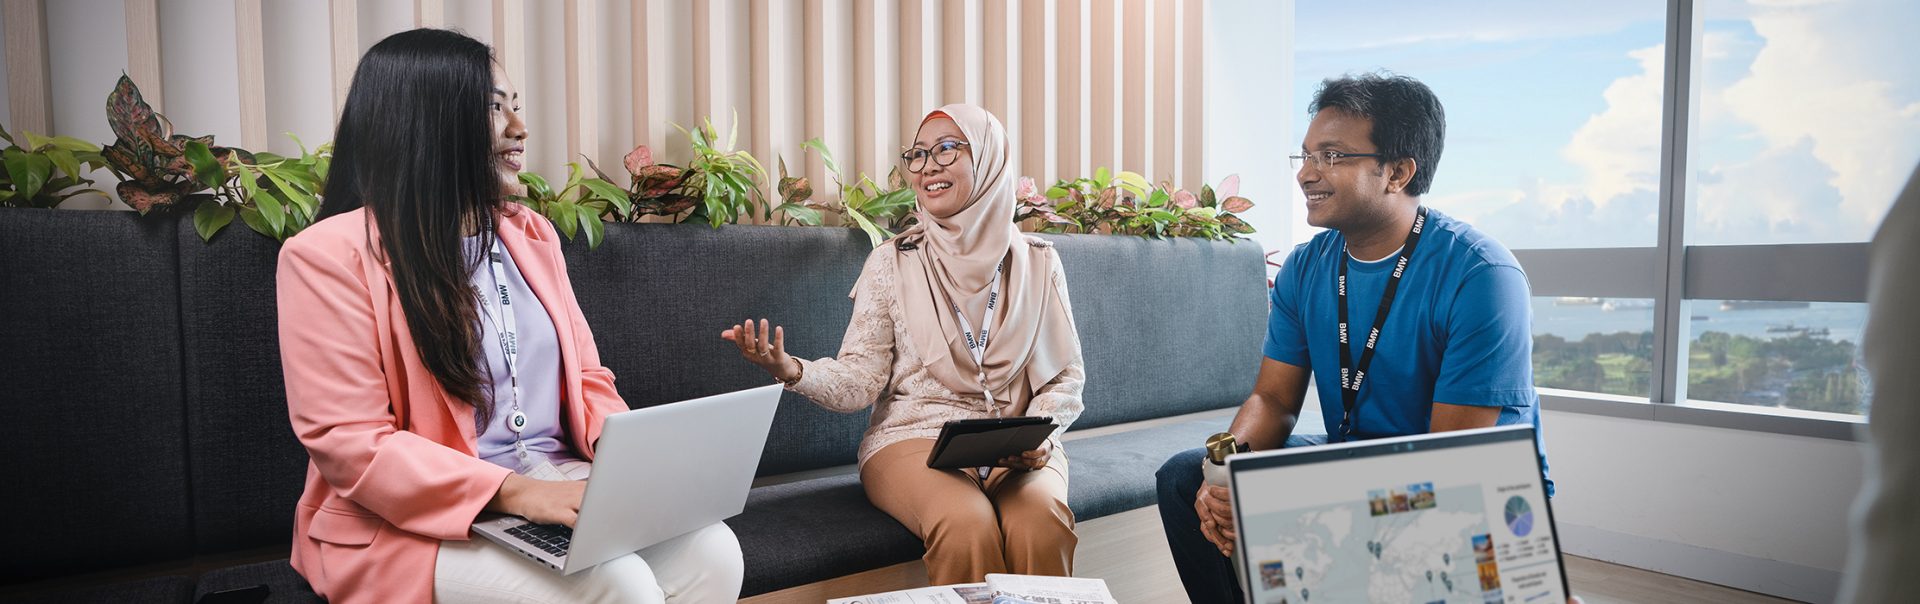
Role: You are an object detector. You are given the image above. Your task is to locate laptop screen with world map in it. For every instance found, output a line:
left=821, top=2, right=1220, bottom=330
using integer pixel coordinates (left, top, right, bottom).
left=1228, top=425, right=1566, bottom=604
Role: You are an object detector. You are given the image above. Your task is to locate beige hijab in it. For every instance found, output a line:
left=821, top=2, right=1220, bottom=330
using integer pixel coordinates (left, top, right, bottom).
left=873, top=103, right=1081, bottom=411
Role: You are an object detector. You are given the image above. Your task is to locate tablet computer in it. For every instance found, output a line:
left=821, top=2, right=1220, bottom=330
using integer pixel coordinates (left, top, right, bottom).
left=925, top=416, right=1057, bottom=469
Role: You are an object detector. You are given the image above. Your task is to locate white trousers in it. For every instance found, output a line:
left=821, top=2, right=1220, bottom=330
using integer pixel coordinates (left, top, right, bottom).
left=433, top=461, right=746, bottom=603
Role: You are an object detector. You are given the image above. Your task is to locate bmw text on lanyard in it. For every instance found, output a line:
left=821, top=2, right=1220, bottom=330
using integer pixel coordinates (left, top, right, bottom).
left=949, top=259, right=1006, bottom=414
left=481, top=239, right=533, bottom=459
left=1336, top=206, right=1427, bottom=439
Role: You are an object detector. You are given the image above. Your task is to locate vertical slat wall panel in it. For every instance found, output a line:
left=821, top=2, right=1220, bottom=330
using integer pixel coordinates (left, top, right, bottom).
left=415, top=0, right=444, bottom=28
left=2, top=0, right=50, bottom=134
left=898, top=0, right=927, bottom=144
left=749, top=0, right=773, bottom=199
left=234, top=0, right=267, bottom=150
left=328, top=0, right=356, bottom=113
left=1180, top=0, right=1204, bottom=189
left=1122, top=0, right=1148, bottom=178
left=631, top=0, right=654, bottom=153
left=492, top=0, right=525, bottom=110
left=803, top=0, right=828, bottom=195
left=124, top=0, right=163, bottom=115
left=1152, top=0, right=1176, bottom=183
left=940, top=0, right=967, bottom=105
left=981, top=0, right=1010, bottom=125
left=1088, top=0, right=1119, bottom=174
left=5, top=0, right=1210, bottom=211
left=563, top=0, right=598, bottom=164
left=1018, top=0, right=1048, bottom=184
left=852, top=0, right=882, bottom=182
left=691, top=0, right=715, bottom=122
left=1056, top=0, right=1084, bottom=181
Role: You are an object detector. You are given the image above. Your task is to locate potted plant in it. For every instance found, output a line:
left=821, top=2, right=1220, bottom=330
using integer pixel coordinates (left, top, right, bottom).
left=773, top=138, right=918, bottom=247
left=0, top=124, right=110, bottom=208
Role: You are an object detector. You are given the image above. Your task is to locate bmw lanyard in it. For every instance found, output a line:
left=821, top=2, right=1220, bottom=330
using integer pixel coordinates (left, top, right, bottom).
left=1336, top=206, right=1428, bottom=439
left=481, top=239, right=532, bottom=458
left=949, top=260, right=1006, bottom=413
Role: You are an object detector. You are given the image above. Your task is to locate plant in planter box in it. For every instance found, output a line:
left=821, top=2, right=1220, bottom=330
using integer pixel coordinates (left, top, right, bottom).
left=679, top=114, right=768, bottom=227
left=97, top=74, right=251, bottom=215
left=1015, top=169, right=1255, bottom=241
left=182, top=134, right=334, bottom=242
left=773, top=138, right=918, bottom=246
left=0, top=123, right=111, bottom=208
left=514, top=160, right=630, bottom=249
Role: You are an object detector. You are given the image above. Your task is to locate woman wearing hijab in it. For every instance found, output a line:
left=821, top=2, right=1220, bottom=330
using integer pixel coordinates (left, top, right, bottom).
left=279, top=29, right=743, bottom=602
left=723, top=104, right=1085, bottom=583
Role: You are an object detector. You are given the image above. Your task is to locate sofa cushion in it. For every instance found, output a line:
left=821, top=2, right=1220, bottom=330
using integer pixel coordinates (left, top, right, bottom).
left=193, top=559, right=324, bottom=604
left=731, top=417, right=1234, bottom=596
left=177, top=225, right=309, bottom=554
left=1042, top=233, right=1268, bottom=429
left=565, top=224, right=874, bottom=476
left=0, top=208, right=193, bottom=582
left=4, top=575, right=194, bottom=604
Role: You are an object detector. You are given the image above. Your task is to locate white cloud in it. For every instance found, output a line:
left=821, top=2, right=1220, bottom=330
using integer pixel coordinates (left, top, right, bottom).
left=1562, top=44, right=1666, bottom=208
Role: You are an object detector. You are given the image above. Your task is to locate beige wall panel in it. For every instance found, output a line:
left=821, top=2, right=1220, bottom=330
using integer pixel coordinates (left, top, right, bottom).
left=1121, top=0, right=1147, bottom=177
left=1180, top=0, right=1203, bottom=189
left=1088, top=0, right=1119, bottom=173
left=415, top=0, right=443, bottom=27
left=564, top=0, right=599, bottom=163
left=124, top=0, right=163, bottom=114
left=981, top=0, right=1009, bottom=125
left=1018, top=0, right=1048, bottom=183
left=1055, top=0, right=1084, bottom=180
left=1152, top=0, right=1175, bottom=183
left=236, top=0, right=268, bottom=150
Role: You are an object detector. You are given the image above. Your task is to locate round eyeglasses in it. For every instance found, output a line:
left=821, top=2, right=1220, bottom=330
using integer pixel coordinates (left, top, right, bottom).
left=900, top=140, right=971, bottom=173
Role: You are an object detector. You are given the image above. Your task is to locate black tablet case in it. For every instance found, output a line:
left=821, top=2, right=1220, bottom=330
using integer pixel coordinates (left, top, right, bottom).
left=925, top=416, right=1057, bottom=469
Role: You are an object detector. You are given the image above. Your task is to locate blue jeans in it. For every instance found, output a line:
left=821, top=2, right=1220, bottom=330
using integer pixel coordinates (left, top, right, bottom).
left=1155, top=434, right=1325, bottom=604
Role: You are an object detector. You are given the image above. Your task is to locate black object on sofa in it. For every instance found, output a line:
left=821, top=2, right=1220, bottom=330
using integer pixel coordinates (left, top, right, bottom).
left=1, top=208, right=1266, bottom=600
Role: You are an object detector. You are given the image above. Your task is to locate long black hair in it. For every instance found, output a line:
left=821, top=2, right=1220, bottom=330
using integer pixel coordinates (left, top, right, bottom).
left=318, top=28, right=501, bottom=419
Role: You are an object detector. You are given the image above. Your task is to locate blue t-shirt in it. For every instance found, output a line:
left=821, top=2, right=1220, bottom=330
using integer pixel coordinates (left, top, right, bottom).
left=1265, top=208, right=1551, bottom=491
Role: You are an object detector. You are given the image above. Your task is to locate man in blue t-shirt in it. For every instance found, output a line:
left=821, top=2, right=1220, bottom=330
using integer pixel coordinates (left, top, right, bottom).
left=1155, top=73, right=1550, bottom=603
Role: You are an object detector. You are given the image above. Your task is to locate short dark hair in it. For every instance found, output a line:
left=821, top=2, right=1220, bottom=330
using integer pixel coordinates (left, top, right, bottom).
left=1308, top=72, right=1446, bottom=196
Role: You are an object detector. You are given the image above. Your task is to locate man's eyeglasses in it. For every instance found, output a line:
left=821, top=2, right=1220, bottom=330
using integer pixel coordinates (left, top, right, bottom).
left=1288, top=150, right=1385, bottom=170
left=901, top=140, right=971, bottom=173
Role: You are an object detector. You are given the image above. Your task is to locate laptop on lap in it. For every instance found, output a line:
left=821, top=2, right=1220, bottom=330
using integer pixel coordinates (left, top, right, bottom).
left=1229, top=425, right=1568, bottom=604
left=472, top=384, right=782, bottom=575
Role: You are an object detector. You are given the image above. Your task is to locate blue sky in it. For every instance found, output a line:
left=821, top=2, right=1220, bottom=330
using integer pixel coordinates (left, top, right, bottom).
left=1280, top=0, right=1920, bottom=249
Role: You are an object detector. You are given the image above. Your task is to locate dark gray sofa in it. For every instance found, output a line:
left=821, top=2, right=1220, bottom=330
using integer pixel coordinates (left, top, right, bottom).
left=0, top=206, right=1267, bottom=601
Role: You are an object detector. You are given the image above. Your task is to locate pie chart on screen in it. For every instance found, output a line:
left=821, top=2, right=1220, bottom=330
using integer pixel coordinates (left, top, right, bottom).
left=1504, top=496, right=1534, bottom=537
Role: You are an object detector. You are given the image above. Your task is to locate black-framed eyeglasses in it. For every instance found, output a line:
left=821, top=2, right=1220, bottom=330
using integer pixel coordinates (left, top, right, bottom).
left=901, top=140, right=971, bottom=173
left=1288, top=150, right=1385, bottom=170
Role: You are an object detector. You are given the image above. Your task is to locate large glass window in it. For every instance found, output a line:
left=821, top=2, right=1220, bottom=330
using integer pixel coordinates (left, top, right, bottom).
left=1531, top=297, right=1656, bottom=398
left=1290, top=1, right=1668, bottom=249
left=1686, top=300, right=1869, bottom=415
left=1688, top=0, right=1920, bottom=246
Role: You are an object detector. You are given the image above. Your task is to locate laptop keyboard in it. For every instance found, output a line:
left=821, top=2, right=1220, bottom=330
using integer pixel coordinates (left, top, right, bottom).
left=505, top=522, right=573, bottom=556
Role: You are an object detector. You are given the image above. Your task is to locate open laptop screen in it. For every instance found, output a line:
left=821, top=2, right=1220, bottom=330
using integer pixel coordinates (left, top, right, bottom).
left=1228, top=425, right=1566, bottom=604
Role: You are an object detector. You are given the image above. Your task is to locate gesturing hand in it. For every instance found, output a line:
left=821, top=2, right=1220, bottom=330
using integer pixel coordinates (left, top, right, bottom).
left=722, top=318, right=801, bottom=383
left=997, top=439, right=1053, bottom=470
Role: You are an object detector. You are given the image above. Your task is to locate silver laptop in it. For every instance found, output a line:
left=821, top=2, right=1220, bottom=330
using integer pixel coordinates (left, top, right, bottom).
left=1229, top=425, right=1567, bottom=604
left=472, top=384, right=782, bottom=575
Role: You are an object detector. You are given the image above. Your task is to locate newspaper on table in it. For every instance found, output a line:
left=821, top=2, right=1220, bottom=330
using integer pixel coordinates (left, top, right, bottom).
left=826, top=574, right=1116, bottom=604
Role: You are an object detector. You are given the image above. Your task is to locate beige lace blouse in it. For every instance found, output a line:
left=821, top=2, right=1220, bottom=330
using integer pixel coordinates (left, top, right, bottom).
left=788, top=238, right=1087, bottom=467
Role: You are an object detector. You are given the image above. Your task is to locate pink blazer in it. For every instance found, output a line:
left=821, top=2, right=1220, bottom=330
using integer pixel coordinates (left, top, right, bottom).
left=277, top=206, right=628, bottom=603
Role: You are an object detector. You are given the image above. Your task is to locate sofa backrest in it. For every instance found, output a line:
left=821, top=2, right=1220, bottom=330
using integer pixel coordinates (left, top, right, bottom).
left=1, top=209, right=194, bottom=583
left=2, top=209, right=1266, bottom=581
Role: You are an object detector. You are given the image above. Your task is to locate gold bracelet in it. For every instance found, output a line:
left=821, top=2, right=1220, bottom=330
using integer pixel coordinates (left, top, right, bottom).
left=777, top=358, right=804, bottom=386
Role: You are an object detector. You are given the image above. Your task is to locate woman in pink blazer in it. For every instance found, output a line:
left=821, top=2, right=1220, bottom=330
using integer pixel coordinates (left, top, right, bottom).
left=278, top=29, right=742, bottom=603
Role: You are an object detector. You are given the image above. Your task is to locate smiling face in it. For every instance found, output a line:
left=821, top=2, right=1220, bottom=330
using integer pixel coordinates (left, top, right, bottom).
left=1297, top=107, right=1396, bottom=231
left=489, top=62, right=528, bottom=194
left=909, top=117, right=976, bottom=218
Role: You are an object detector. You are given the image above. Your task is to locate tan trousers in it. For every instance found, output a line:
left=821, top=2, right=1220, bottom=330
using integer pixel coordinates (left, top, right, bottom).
left=861, top=438, right=1077, bottom=585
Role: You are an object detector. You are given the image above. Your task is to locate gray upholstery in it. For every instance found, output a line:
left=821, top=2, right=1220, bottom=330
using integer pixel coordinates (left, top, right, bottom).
left=5, top=208, right=1267, bottom=598
left=177, top=225, right=310, bottom=554
left=3, top=575, right=194, bottom=604
left=1042, top=233, right=1268, bottom=429
left=563, top=223, right=874, bottom=476
left=194, top=560, right=323, bottom=603
left=0, top=208, right=192, bottom=582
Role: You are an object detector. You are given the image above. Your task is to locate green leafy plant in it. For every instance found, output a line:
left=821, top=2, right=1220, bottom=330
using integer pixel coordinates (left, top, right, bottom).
left=677, top=113, right=768, bottom=227
left=97, top=74, right=250, bottom=213
left=0, top=123, right=110, bottom=208
left=774, top=138, right=918, bottom=246
left=1015, top=169, right=1255, bottom=240
left=184, top=134, right=333, bottom=242
left=586, top=144, right=700, bottom=222
left=514, top=159, right=631, bottom=249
